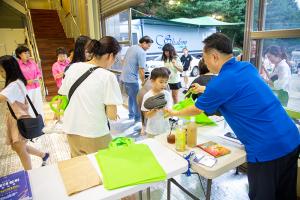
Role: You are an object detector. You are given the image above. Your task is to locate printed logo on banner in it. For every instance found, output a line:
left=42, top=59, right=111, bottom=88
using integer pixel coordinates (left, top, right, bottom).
left=156, top=35, right=188, bottom=50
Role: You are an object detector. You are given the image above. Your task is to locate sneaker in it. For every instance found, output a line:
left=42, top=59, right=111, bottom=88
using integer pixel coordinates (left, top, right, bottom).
left=133, top=121, right=142, bottom=132
left=41, top=153, right=50, bottom=166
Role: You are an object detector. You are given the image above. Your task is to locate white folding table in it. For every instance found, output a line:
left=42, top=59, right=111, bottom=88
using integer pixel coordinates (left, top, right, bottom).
left=28, top=139, right=188, bottom=200
left=155, top=123, right=247, bottom=200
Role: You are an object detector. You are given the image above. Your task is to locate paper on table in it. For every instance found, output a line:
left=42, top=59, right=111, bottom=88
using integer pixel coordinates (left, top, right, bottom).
left=58, top=155, right=102, bottom=196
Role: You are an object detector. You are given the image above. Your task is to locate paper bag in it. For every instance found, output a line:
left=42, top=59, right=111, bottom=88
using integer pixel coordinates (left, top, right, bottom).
left=58, top=155, right=102, bottom=195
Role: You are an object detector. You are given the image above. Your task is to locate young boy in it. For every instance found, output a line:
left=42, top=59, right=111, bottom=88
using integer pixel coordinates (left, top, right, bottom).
left=141, top=67, right=172, bottom=137
left=52, top=47, right=70, bottom=89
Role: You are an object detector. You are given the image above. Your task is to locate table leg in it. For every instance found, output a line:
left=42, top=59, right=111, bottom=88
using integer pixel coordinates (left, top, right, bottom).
left=235, top=167, right=239, bottom=175
left=139, top=190, right=143, bottom=200
left=146, top=187, right=150, bottom=200
left=167, top=179, right=171, bottom=200
left=206, top=179, right=212, bottom=200
left=170, top=178, right=200, bottom=200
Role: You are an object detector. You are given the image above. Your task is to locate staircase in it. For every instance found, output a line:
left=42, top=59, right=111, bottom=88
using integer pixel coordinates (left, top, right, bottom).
left=30, top=9, right=74, bottom=101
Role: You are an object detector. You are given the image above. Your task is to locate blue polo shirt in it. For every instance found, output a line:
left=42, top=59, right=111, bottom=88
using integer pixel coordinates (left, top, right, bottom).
left=195, top=57, right=299, bottom=162
left=121, top=45, right=146, bottom=83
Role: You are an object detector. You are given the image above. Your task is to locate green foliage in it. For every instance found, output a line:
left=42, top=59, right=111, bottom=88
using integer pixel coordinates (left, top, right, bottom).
left=135, top=0, right=300, bottom=49
left=135, top=0, right=246, bottom=48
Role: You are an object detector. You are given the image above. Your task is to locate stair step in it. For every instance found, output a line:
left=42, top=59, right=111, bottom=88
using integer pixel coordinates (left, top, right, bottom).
left=30, top=9, right=74, bottom=98
left=30, top=9, right=57, bottom=13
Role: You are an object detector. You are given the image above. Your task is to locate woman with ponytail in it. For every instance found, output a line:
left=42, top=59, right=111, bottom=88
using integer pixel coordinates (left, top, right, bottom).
left=59, top=36, right=123, bottom=157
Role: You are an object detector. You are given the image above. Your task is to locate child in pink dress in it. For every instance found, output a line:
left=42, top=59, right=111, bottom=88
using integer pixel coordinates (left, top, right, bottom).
left=0, top=55, right=49, bottom=170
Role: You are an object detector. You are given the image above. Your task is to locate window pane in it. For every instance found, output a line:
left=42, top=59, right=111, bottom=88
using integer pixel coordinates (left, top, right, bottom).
left=252, top=0, right=260, bottom=31
left=257, top=38, right=300, bottom=115
left=264, top=0, right=300, bottom=30
left=111, top=43, right=130, bottom=71
left=105, top=10, right=129, bottom=42
left=249, top=40, right=259, bottom=65
left=253, top=0, right=300, bottom=31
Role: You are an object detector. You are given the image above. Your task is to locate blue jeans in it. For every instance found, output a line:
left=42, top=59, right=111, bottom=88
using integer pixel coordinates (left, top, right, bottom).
left=124, top=82, right=141, bottom=122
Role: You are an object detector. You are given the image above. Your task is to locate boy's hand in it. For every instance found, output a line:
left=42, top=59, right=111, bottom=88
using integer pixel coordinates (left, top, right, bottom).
left=163, top=108, right=177, bottom=118
left=145, top=109, right=160, bottom=119
left=150, top=109, right=159, bottom=113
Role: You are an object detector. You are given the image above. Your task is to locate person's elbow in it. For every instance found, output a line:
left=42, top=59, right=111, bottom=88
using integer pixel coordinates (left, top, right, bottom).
left=106, top=105, right=118, bottom=120
left=0, top=95, right=7, bottom=103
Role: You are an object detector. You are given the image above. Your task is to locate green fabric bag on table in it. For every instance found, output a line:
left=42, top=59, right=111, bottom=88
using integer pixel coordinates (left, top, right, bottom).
left=173, top=97, right=217, bottom=126
left=95, top=144, right=167, bottom=190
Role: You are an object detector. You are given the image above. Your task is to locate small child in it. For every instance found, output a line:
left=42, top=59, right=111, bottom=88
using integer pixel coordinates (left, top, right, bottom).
left=141, top=67, right=172, bottom=137
left=52, top=47, right=70, bottom=89
left=52, top=47, right=69, bottom=122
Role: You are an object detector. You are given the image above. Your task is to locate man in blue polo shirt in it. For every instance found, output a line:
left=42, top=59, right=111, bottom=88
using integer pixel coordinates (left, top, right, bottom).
left=165, top=33, right=299, bottom=200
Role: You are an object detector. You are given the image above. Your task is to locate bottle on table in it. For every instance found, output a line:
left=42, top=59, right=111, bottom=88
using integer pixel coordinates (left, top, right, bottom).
left=175, top=120, right=186, bottom=152
left=187, top=117, right=197, bottom=147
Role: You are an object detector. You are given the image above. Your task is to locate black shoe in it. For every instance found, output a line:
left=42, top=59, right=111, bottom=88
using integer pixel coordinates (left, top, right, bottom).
left=41, top=153, right=50, bottom=166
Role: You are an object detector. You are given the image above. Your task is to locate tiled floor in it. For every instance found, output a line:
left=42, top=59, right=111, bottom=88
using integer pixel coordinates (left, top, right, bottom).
left=0, top=82, right=250, bottom=199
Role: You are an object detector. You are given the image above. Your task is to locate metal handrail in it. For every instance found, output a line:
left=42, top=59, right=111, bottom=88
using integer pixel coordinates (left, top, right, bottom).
left=24, top=0, right=40, bottom=64
left=52, top=0, right=81, bottom=39
left=24, top=0, right=47, bottom=98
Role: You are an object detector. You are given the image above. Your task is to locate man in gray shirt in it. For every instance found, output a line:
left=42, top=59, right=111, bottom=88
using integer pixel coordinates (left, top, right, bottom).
left=121, top=36, right=153, bottom=123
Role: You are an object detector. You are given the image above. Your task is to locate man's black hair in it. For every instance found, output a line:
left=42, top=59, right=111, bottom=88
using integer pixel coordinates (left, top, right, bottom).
left=139, top=36, right=153, bottom=44
left=203, top=33, right=233, bottom=54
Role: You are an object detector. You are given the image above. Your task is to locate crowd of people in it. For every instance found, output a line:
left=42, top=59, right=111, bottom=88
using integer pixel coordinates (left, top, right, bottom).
left=0, top=32, right=299, bottom=200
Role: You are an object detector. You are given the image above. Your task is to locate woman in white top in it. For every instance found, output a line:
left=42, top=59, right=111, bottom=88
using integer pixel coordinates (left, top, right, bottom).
left=59, top=36, right=123, bottom=157
left=266, top=45, right=291, bottom=106
left=161, top=44, right=183, bottom=104
left=0, top=55, right=49, bottom=170
left=266, top=46, right=291, bottom=91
